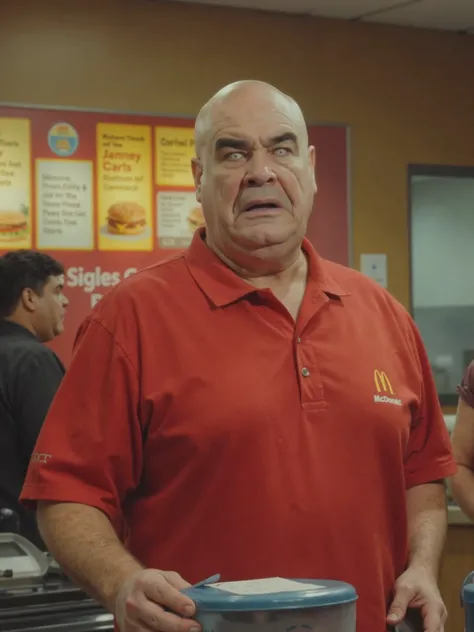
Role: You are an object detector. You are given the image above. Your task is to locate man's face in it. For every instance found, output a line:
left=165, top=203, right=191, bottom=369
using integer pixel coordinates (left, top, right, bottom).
left=33, top=275, right=68, bottom=342
left=192, top=87, right=317, bottom=263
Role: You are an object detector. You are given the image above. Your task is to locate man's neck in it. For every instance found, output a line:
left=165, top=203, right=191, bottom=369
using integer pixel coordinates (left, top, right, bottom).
left=207, top=239, right=308, bottom=294
left=242, top=251, right=308, bottom=293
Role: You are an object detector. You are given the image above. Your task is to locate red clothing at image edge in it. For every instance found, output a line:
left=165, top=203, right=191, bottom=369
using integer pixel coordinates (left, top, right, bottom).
left=21, top=229, right=456, bottom=632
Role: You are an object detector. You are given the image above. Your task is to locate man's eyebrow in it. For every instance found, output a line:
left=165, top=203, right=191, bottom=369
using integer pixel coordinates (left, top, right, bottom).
left=214, top=132, right=298, bottom=152
left=267, top=132, right=298, bottom=146
left=214, top=137, right=249, bottom=152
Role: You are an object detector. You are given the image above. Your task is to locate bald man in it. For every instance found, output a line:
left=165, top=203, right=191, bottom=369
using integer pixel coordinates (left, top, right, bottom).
left=20, top=81, right=455, bottom=632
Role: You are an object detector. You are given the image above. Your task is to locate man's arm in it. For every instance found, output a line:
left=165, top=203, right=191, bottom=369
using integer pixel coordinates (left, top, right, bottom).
left=386, top=482, right=448, bottom=629
left=386, top=314, right=454, bottom=630
left=406, top=482, right=448, bottom=578
left=450, top=399, right=474, bottom=521
left=37, top=501, right=143, bottom=611
left=37, top=501, right=199, bottom=631
left=21, top=316, right=199, bottom=631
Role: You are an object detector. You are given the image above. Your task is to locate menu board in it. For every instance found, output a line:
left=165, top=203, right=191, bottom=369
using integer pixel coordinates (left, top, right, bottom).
left=0, top=105, right=349, bottom=365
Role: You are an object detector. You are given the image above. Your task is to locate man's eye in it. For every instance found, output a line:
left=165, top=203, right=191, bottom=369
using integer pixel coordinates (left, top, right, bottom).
left=274, top=147, right=291, bottom=157
left=225, top=151, right=245, bottom=161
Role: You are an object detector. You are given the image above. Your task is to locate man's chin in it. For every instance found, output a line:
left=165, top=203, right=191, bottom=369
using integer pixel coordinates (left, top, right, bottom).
left=236, top=226, right=298, bottom=251
left=54, top=323, right=65, bottom=337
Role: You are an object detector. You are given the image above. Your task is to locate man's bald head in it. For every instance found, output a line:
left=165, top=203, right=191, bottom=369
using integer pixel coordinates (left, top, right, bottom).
left=190, top=80, right=316, bottom=273
left=194, top=80, right=308, bottom=157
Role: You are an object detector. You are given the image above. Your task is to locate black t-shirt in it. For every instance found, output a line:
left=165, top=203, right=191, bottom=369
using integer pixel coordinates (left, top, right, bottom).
left=0, top=320, right=65, bottom=549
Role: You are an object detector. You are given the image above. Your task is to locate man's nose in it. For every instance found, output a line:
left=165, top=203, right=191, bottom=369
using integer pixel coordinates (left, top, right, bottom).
left=243, top=152, right=277, bottom=186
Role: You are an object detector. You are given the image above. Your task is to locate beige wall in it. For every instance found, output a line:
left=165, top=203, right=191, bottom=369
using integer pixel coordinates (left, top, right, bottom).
left=1, top=0, right=474, bottom=307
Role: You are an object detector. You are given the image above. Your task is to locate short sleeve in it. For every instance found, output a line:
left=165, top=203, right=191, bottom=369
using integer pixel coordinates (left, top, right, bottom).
left=457, top=362, right=474, bottom=408
left=20, top=317, right=144, bottom=534
left=403, top=318, right=457, bottom=488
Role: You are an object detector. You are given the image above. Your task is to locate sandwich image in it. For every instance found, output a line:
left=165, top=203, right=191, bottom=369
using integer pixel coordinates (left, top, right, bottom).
left=56, top=138, right=72, bottom=152
left=0, top=211, right=29, bottom=242
left=106, top=202, right=147, bottom=236
left=56, top=125, right=71, bottom=135
left=187, top=206, right=205, bottom=233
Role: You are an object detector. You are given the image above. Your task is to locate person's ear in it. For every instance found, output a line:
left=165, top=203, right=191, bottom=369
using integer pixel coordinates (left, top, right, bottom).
left=192, top=157, right=203, bottom=203
left=20, top=288, right=39, bottom=313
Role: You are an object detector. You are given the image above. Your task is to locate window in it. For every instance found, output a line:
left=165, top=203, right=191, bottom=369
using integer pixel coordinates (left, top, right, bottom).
left=409, top=165, right=474, bottom=406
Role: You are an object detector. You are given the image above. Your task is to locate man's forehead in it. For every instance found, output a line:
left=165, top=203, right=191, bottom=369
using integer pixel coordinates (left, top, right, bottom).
left=218, top=95, right=298, bottom=126
left=195, top=82, right=307, bottom=153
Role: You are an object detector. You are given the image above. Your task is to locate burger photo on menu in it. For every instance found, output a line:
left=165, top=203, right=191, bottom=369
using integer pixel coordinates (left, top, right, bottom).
left=105, top=202, right=148, bottom=237
left=0, top=210, right=30, bottom=243
left=187, top=206, right=206, bottom=234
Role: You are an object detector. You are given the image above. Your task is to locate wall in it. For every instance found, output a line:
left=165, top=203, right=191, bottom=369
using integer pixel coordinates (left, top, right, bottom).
left=1, top=0, right=474, bottom=307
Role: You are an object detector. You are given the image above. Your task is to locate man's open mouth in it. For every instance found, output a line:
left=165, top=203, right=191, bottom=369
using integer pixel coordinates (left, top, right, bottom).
left=244, top=202, right=279, bottom=212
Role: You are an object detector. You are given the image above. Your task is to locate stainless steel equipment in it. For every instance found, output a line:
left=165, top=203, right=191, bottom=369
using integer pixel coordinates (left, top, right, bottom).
left=0, top=533, right=113, bottom=631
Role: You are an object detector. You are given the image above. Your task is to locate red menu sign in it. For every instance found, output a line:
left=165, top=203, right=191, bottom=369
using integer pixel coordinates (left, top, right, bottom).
left=0, top=105, right=349, bottom=365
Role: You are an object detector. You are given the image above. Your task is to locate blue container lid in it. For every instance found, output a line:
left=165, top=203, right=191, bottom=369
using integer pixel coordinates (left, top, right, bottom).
left=183, top=578, right=358, bottom=612
left=463, top=584, right=474, bottom=605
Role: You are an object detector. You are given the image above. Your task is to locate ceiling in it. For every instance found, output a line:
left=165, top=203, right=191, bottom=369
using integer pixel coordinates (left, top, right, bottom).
left=165, top=0, right=474, bottom=34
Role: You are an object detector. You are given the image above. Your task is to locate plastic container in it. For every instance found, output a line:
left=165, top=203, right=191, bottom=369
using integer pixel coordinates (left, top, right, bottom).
left=461, top=571, right=474, bottom=631
left=183, top=577, right=357, bottom=632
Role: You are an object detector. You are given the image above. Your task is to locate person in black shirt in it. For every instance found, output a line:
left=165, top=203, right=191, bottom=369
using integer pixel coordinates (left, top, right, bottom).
left=0, top=250, right=68, bottom=549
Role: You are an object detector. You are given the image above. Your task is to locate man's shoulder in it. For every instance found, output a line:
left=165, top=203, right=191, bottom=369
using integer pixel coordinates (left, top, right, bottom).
left=21, top=342, right=64, bottom=371
left=0, top=336, right=64, bottom=377
left=97, top=253, right=187, bottom=305
left=115, top=252, right=186, bottom=291
left=0, top=331, right=45, bottom=355
left=79, top=253, right=190, bottom=334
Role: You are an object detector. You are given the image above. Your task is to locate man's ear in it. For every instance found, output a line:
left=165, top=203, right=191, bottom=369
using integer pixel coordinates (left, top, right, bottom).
left=191, top=157, right=203, bottom=203
left=21, top=287, right=38, bottom=313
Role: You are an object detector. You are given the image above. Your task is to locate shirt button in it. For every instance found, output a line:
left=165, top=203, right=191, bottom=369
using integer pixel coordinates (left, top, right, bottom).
left=301, top=367, right=310, bottom=377
left=297, top=337, right=302, bottom=344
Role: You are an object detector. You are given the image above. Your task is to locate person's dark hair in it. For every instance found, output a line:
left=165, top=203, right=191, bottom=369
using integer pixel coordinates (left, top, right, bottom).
left=0, top=250, right=64, bottom=319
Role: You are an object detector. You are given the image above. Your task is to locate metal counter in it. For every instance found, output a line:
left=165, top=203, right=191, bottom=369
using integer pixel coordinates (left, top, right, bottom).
left=0, top=576, right=114, bottom=631
left=0, top=532, right=113, bottom=632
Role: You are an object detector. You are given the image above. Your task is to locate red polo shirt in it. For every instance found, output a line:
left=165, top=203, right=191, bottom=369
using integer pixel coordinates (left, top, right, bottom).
left=21, top=230, right=455, bottom=632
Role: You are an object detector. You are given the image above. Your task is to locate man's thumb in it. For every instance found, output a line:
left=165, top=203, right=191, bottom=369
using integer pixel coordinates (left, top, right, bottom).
left=387, top=589, right=410, bottom=625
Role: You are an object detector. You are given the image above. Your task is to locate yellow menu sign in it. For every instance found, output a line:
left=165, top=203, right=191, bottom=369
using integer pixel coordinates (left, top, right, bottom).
left=155, top=126, right=195, bottom=188
left=96, top=123, right=153, bottom=251
left=0, top=118, right=32, bottom=249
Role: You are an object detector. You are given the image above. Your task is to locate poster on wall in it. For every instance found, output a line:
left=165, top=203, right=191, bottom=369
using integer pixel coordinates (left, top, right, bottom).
left=0, top=105, right=350, bottom=365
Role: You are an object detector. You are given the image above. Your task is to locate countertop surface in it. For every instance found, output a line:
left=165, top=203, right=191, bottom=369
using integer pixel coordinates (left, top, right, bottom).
left=448, top=504, right=473, bottom=526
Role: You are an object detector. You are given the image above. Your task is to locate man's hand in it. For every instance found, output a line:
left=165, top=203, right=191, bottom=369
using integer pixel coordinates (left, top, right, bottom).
left=387, top=567, right=447, bottom=632
left=115, top=569, right=201, bottom=632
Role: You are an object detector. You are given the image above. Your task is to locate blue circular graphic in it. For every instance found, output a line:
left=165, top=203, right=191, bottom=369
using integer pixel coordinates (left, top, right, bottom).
left=48, top=122, right=79, bottom=157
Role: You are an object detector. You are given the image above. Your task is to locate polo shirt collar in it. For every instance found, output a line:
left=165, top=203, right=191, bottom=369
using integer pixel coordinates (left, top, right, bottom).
left=184, top=228, right=350, bottom=308
left=0, top=320, right=37, bottom=340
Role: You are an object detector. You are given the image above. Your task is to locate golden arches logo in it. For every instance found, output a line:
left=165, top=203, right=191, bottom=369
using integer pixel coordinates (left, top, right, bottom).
left=374, top=370, right=394, bottom=394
